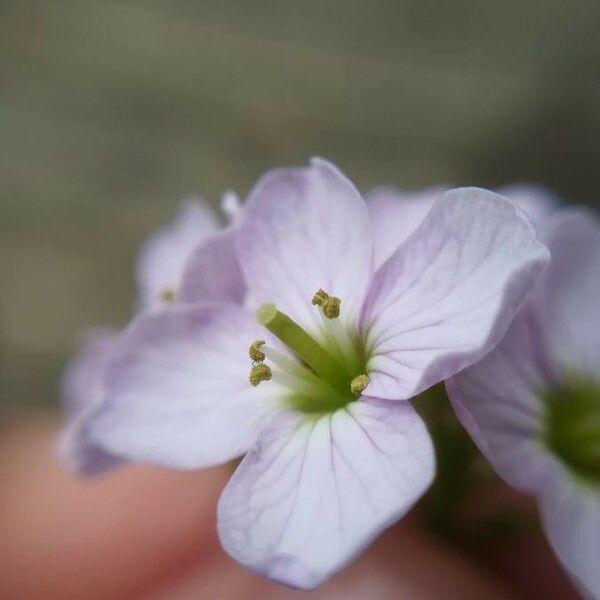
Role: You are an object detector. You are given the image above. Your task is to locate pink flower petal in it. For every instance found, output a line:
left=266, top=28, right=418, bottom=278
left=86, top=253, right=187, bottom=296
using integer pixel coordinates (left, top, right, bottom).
left=535, top=210, right=600, bottom=379
left=58, top=328, right=123, bottom=475
left=89, top=305, right=280, bottom=469
left=445, top=305, right=555, bottom=491
left=361, top=187, right=550, bottom=400
left=236, top=158, right=372, bottom=335
left=136, top=199, right=220, bottom=311
left=497, top=183, right=559, bottom=228
left=179, top=228, right=246, bottom=304
left=217, top=398, right=434, bottom=589
left=540, top=466, right=600, bottom=599
left=366, top=185, right=446, bottom=269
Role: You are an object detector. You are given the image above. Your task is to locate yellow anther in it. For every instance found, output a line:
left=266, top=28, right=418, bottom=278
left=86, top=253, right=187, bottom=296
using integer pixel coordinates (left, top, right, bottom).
left=312, top=289, right=341, bottom=319
left=350, top=374, right=369, bottom=396
left=312, top=289, right=329, bottom=306
left=321, top=296, right=341, bottom=319
left=160, top=287, right=176, bottom=303
left=249, top=340, right=266, bottom=362
left=249, top=363, right=272, bottom=387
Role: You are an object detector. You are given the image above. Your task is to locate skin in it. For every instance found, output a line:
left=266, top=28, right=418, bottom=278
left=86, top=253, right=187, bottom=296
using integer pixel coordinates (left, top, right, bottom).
left=0, top=415, right=576, bottom=600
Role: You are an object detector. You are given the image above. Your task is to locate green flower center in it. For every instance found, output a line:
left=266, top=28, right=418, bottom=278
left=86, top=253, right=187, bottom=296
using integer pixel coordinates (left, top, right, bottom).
left=544, top=376, right=600, bottom=486
left=248, top=290, right=369, bottom=413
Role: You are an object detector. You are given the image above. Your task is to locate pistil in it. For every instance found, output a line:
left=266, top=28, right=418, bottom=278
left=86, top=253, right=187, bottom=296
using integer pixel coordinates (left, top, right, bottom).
left=256, top=303, right=350, bottom=393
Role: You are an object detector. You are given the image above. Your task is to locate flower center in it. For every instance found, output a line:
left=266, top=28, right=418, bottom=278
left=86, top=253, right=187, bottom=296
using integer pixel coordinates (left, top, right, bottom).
left=248, top=290, right=369, bottom=413
left=543, top=376, right=600, bottom=486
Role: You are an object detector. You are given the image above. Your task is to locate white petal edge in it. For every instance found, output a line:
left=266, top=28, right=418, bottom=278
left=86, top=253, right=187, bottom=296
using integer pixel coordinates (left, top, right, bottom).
left=217, top=398, right=435, bottom=589
left=361, top=187, right=550, bottom=400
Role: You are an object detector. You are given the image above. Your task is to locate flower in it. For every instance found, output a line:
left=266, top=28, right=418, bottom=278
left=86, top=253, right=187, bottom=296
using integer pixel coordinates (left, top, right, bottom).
left=59, top=195, right=242, bottom=474
left=84, top=158, right=549, bottom=588
left=446, top=208, right=600, bottom=598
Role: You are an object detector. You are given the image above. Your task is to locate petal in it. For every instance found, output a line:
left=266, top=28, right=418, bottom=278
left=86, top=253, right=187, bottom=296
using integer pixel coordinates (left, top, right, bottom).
left=179, top=228, right=246, bottom=304
left=89, top=305, right=281, bottom=469
left=58, top=328, right=123, bottom=475
left=539, top=466, right=600, bottom=599
left=496, top=183, right=559, bottom=228
left=236, top=157, right=372, bottom=335
left=217, top=398, right=435, bottom=589
left=535, top=210, right=600, bottom=378
left=361, top=187, right=550, bottom=400
left=366, top=185, right=446, bottom=269
left=136, top=199, right=220, bottom=311
left=445, top=305, right=555, bottom=491
left=220, top=190, right=242, bottom=223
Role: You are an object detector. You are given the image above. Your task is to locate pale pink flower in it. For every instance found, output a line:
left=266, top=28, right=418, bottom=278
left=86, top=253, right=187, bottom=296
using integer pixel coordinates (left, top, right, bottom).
left=447, top=208, right=600, bottom=598
left=85, top=158, right=548, bottom=588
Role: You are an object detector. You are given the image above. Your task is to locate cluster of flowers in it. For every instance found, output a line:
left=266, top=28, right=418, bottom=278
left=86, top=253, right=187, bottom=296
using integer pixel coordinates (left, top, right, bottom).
left=60, top=159, right=599, bottom=595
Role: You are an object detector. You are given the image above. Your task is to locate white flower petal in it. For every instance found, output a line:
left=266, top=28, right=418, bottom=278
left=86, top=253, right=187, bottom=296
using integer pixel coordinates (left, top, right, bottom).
left=236, top=157, right=372, bottom=335
left=179, top=228, right=246, bottom=304
left=58, top=328, right=123, bottom=475
left=536, top=210, right=600, bottom=379
left=497, top=183, right=559, bottom=228
left=445, top=304, right=555, bottom=491
left=89, top=305, right=281, bottom=469
left=217, top=398, right=434, bottom=589
left=361, top=187, right=550, bottom=400
left=540, top=467, right=600, bottom=599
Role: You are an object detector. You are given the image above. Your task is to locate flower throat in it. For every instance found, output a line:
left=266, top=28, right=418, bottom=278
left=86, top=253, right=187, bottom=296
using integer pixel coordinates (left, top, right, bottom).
left=248, top=290, right=369, bottom=413
left=544, top=376, right=600, bottom=486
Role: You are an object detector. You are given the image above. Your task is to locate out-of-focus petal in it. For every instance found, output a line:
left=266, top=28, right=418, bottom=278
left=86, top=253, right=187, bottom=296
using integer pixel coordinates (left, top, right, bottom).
left=535, top=210, right=600, bottom=379
left=497, top=183, right=559, bottom=228
left=236, top=157, right=372, bottom=336
left=539, top=466, right=600, bottom=599
left=366, top=185, right=446, bottom=269
left=179, top=228, right=246, bottom=304
left=361, top=188, right=550, bottom=400
left=217, top=398, right=434, bottom=589
left=58, top=328, right=123, bottom=475
left=136, top=199, right=220, bottom=311
left=445, top=305, right=555, bottom=491
left=221, top=190, right=242, bottom=223
left=89, top=305, right=281, bottom=469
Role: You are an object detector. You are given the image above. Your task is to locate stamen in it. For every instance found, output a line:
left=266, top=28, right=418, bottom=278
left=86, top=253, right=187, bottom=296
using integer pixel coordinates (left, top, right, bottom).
left=312, top=289, right=329, bottom=306
left=350, top=374, right=369, bottom=396
left=256, top=303, right=349, bottom=392
left=249, top=340, right=266, bottom=362
left=322, top=296, right=341, bottom=319
left=249, top=363, right=272, bottom=386
left=160, top=287, right=176, bottom=303
left=311, top=288, right=340, bottom=319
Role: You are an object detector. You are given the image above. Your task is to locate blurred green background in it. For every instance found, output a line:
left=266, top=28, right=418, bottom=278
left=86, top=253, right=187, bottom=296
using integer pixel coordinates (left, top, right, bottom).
left=1, top=0, right=599, bottom=417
